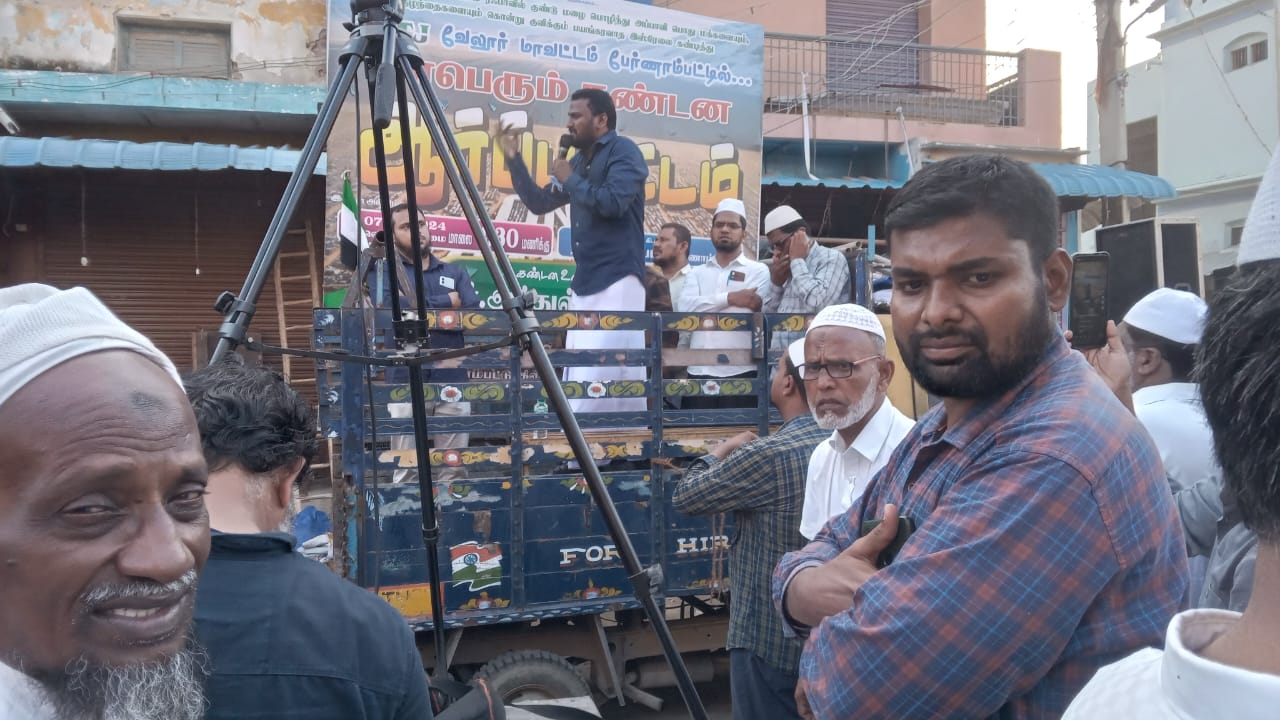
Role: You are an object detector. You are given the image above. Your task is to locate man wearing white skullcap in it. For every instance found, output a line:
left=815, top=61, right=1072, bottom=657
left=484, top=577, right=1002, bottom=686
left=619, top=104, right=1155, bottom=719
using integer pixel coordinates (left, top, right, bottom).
left=798, top=304, right=914, bottom=539
left=761, top=205, right=852, bottom=348
left=1121, top=289, right=1221, bottom=604
left=674, top=339, right=827, bottom=720
left=679, top=197, right=773, bottom=409
left=0, top=284, right=209, bottom=720
left=1065, top=150, right=1280, bottom=720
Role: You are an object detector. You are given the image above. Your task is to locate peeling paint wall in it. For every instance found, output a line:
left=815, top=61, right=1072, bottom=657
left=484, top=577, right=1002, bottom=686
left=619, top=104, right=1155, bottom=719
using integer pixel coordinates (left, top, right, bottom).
left=0, top=0, right=325, bottom=85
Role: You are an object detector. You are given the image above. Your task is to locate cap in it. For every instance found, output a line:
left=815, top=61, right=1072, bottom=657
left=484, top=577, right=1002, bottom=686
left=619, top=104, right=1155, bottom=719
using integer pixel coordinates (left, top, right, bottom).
left=713, top=198, right=746, bottom=220
left=1240, top=148, right=1280, bottom=265
left=807, top=303, right=885, bottom=341
left=0, top=283, right=183, bottom=408
left=763, top=205, right=804, bottom=234
left=1122, top=287, right=1208, bottom=345
left=787, top=338, right=806, bottom=370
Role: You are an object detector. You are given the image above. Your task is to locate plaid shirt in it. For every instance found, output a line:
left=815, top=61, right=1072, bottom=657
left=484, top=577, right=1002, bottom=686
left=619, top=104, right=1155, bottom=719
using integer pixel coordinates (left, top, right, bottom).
left=773, top=334, right=1188, bottom=719
left=764, top=243, right=852, bottom=347
left=674, top=415, right=828, bottom=674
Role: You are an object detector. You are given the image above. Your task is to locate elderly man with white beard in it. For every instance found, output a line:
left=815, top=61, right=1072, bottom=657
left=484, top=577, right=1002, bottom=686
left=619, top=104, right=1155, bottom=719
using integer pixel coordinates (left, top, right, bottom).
left=0, top=284, right=209, bottom=720
left=799, top=304, right=915, bottom=539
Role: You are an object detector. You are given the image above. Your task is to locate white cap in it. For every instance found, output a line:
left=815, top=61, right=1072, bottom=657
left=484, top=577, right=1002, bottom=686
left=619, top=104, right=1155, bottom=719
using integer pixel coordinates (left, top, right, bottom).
left=807, top=303, right=885, bottom=341
left=0, top=284, right=183, bottom=408
left=1240, top=148, right=1280, bottom=265
left=787, top=338, right=806, bottom=370
left=763, top=205, right=804, bottom=234
left=1122, top=287, right=1208, bottom=345
left=713, top=197, right=746, bottom=220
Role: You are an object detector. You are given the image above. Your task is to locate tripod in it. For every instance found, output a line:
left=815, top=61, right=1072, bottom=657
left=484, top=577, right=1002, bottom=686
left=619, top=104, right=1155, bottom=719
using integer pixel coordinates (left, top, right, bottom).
left=211, top=1, right=708, bottom=717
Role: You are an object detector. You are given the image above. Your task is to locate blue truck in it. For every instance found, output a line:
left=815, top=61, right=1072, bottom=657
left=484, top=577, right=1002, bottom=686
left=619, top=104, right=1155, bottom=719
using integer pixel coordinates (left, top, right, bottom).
left=315, top=301, right=921, bottom=710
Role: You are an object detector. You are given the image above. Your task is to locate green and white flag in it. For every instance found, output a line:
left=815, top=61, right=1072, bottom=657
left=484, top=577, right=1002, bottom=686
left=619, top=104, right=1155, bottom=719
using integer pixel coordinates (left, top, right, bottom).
left=338, top=173, right=367, bottom=269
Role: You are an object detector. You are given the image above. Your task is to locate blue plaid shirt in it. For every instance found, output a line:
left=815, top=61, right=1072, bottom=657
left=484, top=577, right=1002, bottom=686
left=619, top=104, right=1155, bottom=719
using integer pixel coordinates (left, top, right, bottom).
left=674, top=415, right=828, bottom=674
left=774, top=334, right=1188, bottom=719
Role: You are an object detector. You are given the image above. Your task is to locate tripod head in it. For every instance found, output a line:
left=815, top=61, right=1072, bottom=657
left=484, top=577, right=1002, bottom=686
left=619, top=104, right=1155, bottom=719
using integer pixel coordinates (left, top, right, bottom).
left=350, top=0, right=403, bottom=21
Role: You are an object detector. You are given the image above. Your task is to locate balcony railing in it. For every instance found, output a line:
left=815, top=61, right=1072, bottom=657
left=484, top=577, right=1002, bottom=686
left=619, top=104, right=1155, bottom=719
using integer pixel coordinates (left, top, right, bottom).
left=764, top=32, right=1023, bottom=127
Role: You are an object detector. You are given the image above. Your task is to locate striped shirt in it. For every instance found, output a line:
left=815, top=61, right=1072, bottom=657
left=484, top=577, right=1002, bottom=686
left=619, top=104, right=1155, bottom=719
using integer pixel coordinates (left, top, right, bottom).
left=774, top=334, right=1189, bottom=719
left=673, top=415, right=828, bottom=674
left=765, top=243, right=851, bottom=347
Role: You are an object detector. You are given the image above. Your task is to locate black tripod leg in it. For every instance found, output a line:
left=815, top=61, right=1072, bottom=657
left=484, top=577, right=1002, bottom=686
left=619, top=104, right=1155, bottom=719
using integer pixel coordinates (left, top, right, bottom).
left=212, top=40, right=368, bottom=362
left=399, top=58, right=709, bottom=720
left=391, top=63, right=450, bottom=679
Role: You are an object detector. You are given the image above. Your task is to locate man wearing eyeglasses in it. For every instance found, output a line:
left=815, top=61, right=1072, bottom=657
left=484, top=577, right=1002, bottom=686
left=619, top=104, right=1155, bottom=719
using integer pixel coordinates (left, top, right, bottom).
left=798, top=304, right=914, bottom=540
left=762, top=205, right=852, bottom=348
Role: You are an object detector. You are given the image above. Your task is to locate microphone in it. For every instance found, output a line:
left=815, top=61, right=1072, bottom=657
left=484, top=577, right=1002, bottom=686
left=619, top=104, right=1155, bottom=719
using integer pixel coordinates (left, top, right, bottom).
left=558, top=133, right=573, bottom=160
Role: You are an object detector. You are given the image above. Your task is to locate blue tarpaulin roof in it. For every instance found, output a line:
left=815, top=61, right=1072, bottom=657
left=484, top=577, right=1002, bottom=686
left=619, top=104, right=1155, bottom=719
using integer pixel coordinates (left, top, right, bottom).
left=0, top=137, right=327, bottom=175
left=765, top=163, right=1176, bottom=200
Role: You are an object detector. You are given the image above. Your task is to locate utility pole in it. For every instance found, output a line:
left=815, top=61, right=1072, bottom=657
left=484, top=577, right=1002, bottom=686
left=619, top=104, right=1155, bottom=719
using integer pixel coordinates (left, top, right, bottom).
left=1096, top=0, right=1129, bottom=226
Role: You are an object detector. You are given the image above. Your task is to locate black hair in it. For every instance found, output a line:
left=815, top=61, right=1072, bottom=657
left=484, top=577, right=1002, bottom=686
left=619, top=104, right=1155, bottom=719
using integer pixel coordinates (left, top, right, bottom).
left=660, top=222, right=692, bottom=258
left=572, top=88, right=617, bottom=130
left=1196, top=259, right=1280, bottom=542
left=1126, top=325, right=1197, bottom=381
left=183, top=354, right=318, bottom=486
left=885, top=154, right=1060, bottom=267
left=784, top=353, right=808, bottom=404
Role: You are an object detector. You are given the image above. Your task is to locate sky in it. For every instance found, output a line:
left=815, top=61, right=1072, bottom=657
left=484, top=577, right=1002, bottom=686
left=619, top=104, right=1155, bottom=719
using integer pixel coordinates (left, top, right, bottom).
left=986, top=0, right=1165, bottom=149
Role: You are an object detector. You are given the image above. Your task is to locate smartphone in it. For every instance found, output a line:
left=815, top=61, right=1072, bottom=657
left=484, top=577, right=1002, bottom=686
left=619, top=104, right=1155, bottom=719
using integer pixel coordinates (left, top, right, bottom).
left=1069, top=252, right=1110, bottom=350
left=858, top=515, right=917, bottom=568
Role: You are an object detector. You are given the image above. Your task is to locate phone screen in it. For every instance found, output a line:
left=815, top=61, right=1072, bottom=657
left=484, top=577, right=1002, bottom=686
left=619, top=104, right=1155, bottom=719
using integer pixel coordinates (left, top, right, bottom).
left=1069, top=253, right=1110, bottom=349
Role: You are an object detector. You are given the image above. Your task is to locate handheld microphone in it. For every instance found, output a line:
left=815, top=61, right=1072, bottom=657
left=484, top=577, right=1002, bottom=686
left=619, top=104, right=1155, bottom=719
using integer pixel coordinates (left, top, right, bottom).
left=558, top=133, right=573, bottom=160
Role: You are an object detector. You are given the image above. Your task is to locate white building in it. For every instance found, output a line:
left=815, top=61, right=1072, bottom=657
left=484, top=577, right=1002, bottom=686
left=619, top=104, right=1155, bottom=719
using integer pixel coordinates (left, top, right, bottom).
left=1087, top=0, right=1279, bottom=291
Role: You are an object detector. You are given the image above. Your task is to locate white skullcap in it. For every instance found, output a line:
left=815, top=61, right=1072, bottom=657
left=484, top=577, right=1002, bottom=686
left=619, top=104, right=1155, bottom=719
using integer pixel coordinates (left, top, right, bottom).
left=0, top=284, right=182, bottom=408
left=763, top=205, right=804, bottom=234
left=787, top=338, right=806, bottom=370
left=1122, top=287, right=1207, bottom=345
left=713, top=198, right=746, bottom=219
left=1239, top=148, right=1280, bottom=265
left=807, top=303, right=885, bottom=341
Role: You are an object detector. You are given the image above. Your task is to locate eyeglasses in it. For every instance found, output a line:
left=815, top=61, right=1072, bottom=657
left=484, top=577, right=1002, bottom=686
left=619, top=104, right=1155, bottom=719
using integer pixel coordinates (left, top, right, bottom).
left=801, top=355, right=881, bottom=380
left=769, top=231, right=795, bottom=251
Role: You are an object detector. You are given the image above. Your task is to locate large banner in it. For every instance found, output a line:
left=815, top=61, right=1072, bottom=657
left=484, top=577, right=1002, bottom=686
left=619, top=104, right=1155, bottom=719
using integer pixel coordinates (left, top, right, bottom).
left=323, top=0, right=765, bottom=309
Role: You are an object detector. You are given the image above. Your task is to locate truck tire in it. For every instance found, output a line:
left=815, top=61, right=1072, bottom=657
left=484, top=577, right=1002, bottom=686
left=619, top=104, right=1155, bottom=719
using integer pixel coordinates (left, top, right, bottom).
left=474, top=650, right=592, bottom=704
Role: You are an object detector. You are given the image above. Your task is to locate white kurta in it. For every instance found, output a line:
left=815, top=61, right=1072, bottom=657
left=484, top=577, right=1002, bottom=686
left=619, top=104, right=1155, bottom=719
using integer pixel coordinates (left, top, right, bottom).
left=1064, top=609, right=1280, bottom=720
left=564, top=274, right=647, bottom=414
left=0, top=661, right=53, bottom=719
left=678, top=252, right=772, bottom=377
left=800, top=399, right=915, bottom=539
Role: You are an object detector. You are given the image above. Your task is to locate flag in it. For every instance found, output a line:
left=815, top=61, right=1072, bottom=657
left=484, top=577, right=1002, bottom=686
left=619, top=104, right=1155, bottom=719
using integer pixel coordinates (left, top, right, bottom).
left=338, top=173, right=367, bottom=270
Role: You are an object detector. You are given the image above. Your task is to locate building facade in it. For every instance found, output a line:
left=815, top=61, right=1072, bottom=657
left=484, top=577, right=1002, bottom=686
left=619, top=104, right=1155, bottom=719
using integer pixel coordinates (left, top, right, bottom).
left=1087, top=0, right=1278, bottom=289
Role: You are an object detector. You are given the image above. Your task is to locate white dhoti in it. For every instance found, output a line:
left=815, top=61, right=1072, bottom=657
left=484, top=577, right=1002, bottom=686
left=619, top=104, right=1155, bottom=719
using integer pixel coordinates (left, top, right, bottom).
left=565, top=275, right=647, bottom=414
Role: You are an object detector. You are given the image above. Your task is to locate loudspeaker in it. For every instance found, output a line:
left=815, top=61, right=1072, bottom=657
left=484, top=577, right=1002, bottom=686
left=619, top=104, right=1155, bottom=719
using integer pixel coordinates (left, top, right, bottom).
left=1095, top=218, right=1202, bottom=322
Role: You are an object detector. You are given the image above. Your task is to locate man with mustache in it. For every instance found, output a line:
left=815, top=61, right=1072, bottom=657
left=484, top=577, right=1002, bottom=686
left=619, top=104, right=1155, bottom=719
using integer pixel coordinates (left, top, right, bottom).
left=772, top=155, right=1188, bottom=718
left=186, top=357, right=432, bottom=719
left=0, top=283, right=209, bottom=720
left=798, top=304, right=914, bottom=540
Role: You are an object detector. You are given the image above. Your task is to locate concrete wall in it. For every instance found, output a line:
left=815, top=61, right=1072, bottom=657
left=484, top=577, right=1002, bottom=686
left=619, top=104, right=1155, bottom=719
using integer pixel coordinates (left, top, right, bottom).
left=919, top=0, right=985, bottom=50
left=1153, top=0, right=1276, bottom=191
left=661, top=0, right=826, bottom=35
left=0, top=0, right=325, bottom=85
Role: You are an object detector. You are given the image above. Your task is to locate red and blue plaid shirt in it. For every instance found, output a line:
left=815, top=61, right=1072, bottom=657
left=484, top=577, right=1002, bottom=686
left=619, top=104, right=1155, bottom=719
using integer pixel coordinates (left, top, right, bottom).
left=774, top=334, right=1188, bottom=719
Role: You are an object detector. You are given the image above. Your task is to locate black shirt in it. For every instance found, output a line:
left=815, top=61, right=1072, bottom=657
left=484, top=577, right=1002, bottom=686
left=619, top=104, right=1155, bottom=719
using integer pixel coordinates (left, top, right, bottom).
left=194, top=532, right=432, bottom=719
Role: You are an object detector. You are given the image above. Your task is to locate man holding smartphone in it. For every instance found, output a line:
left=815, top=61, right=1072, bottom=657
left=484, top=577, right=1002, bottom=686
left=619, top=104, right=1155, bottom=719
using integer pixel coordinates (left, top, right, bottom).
left=772, top=155, right=1187, bottom=719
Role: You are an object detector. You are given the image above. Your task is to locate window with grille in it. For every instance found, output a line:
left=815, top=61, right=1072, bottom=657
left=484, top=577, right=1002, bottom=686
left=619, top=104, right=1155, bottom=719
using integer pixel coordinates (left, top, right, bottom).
left=118, top=20, right=230, bottom=79
left=1226, top=33, right=1268, bottom=71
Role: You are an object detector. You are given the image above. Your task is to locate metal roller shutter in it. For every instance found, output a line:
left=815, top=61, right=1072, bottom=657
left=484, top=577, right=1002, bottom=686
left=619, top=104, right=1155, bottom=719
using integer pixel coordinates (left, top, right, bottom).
left=824, top=0, right=921, bottom=97
left=39, top=171, right=323, bottom=376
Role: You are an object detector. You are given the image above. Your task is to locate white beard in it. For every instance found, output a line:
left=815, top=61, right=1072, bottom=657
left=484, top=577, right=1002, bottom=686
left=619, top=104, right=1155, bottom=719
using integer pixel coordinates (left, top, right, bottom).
left=811, top=378, right=880, bottom=431
left=44, top=644, right=207, bottom=720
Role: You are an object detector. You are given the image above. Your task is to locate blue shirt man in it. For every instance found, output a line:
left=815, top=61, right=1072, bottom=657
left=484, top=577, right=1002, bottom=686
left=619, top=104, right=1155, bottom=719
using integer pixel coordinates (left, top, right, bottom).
left=376, top=203, right=479, bottom=482
left=499, top=88, right=648, bottom=414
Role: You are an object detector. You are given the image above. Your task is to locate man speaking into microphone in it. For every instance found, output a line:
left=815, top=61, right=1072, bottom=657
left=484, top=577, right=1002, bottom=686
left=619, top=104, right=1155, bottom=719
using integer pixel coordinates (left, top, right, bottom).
left=500, top=88, right=649, bottom=416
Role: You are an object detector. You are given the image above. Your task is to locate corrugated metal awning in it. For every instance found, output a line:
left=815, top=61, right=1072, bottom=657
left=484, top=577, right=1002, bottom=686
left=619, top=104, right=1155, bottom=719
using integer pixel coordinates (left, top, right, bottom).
left=0, top=136, right=327, bottom=175
left=764, top=174, right=903, bottom=190
left=765, top=163, right=1177, bottom=200
left=1029, top=162, right=1176, bottom=200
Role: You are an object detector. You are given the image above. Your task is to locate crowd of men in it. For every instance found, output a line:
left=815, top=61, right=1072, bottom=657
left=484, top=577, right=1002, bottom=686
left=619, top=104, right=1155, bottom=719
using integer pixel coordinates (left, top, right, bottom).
left=3, top=87, right=1280, bottom=720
